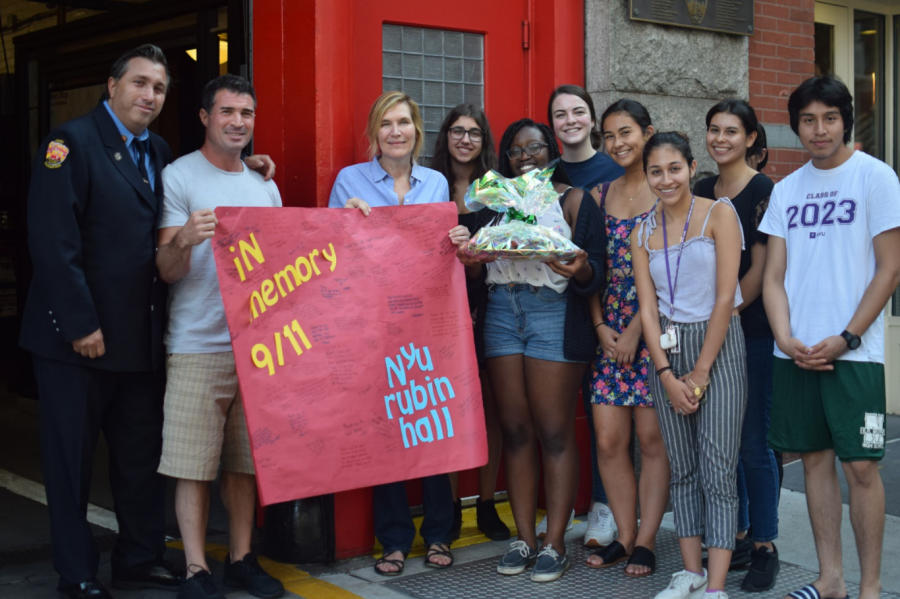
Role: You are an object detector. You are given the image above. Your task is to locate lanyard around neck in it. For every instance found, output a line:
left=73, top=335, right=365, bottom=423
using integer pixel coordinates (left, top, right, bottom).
left=662, top=195, right=696, bottom=321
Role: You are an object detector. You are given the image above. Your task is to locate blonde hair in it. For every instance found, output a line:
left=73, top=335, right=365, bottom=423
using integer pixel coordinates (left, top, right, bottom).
left=366, top=91, right=425, bottom=161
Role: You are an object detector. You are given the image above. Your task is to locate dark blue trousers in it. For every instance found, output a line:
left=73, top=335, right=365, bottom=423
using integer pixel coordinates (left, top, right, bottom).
left=373, top=474, right=453, bottom=555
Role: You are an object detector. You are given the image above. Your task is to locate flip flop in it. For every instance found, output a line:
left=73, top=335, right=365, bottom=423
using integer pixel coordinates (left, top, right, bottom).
left=624, top=545, right=656, bottom=578
left=374, top=552, right=407, bottom=577
left=787, top=584, right=848, bottom=599
left=586, top=540, right=630, bottom=569
left=424, top=543, right=454, bottom=569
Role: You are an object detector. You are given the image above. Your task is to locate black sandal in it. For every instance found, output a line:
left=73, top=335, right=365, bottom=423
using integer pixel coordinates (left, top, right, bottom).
left=586, top=540, right=630, bottom=569
left=424, top=543, right=454, bottom=569
left=624, top=546, right=656, bottom=578
left=374, top=551, right=407, bottom=577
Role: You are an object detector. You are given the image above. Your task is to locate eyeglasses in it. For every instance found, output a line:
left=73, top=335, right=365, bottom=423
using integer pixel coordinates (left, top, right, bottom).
left=448, top=126, right=484, bottom=142
left=505, top=142, right=548, bottom=160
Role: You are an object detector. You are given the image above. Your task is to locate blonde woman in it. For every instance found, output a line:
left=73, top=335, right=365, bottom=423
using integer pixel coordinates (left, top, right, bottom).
left=328, top=91, right=469, bottom=576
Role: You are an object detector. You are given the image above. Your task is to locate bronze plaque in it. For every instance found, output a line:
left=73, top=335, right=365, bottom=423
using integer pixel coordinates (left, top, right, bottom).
left=630, top=0, right=755, bottom=36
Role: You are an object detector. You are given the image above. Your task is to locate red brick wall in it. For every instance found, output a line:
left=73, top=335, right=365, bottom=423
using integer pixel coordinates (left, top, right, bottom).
left=749, top=0, right=816, bottom=181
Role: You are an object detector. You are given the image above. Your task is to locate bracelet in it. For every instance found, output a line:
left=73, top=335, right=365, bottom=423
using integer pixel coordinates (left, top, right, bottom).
left=656, top=366, right=672, bottom=377
left=687, top=374, right=710, bottom=400
left=594, top=323, right=605, bottom=330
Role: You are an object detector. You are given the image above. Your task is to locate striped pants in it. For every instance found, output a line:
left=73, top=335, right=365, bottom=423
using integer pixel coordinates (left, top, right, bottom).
left=651, top=315, right=748, bottom=550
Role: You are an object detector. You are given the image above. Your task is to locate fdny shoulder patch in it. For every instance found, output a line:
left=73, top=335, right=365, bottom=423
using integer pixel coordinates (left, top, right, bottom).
left=44, top=139, right=70, bottom=169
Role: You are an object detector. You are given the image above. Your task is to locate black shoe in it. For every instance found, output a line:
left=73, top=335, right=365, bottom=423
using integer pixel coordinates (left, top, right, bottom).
left=223, top=553, right=285, bottom=599
left=112, top=558, right=181, bottom=591
left=702, top=535, right=753, bottom=570
left=58, top=579, right=112, bottom=599
left=450, top=499, right=463, bottom=541
left=741, top=544, right=780, bottom=592
left=476, top=498, right=511, bottom=541
left=177, top=570, right=225, bottom=599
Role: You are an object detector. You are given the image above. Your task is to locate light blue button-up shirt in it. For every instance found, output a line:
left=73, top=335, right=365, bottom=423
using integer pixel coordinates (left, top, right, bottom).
left=103, top=100, right=156, bottom=191
left=328, top=156, right=449, bottom=208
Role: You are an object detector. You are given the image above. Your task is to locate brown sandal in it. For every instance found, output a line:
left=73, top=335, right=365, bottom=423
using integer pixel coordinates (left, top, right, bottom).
left=374, top=551, right=407, bottom=577
left=424, top=543, right=454, bottom=569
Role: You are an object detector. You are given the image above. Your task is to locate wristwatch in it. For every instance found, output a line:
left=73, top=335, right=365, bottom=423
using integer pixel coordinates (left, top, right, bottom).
left=840, top=330, right=861, bottom=350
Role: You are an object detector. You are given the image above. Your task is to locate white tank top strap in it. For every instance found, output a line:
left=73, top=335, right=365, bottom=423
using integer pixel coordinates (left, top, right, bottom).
left=700, top=197, right=745, bottom=250
left=637, top=199, right=661, bottom=249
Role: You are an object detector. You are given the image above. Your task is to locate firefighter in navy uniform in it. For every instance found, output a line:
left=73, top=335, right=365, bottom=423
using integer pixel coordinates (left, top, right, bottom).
left=21, top=44, right=277, bottom=599
left=19, top=45, right=179, bottom=599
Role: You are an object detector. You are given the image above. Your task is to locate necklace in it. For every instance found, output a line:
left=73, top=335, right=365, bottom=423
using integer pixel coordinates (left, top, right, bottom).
left=627, top=177, right=646, bottom=202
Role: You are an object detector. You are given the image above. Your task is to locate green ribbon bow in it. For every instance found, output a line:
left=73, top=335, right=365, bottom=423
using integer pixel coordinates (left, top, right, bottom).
left=506, top=208, right=537, bottom=225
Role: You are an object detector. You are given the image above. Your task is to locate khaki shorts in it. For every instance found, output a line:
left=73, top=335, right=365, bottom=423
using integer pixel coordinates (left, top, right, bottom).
left=158, top=352, right=255, bottom=480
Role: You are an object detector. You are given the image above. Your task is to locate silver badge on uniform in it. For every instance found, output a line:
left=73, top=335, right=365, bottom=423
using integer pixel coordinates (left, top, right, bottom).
left=114, top=152, right=122, bottom=161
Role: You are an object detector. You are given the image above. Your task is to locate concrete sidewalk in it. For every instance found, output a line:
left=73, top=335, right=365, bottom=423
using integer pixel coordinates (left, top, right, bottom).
left=2, top=486, right=898, bottom=599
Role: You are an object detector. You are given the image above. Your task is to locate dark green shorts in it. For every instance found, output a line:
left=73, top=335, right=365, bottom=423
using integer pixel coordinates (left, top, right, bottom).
left=769, top=358, right=886, bottom=461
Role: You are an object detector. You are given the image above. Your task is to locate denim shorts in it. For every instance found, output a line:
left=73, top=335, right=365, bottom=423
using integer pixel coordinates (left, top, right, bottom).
left=483, top=283, right=579, bottom=363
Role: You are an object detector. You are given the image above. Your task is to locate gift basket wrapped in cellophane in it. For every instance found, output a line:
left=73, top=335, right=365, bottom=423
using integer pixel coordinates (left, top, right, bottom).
left=461, top=159, right=580, bottom=261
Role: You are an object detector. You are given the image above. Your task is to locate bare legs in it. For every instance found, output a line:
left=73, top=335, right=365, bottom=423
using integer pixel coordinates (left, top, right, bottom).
left=585, top=405, right=669, bottom=574
left=488, top=354, right=584, bottom=554
left=449, top=371, right=503, bottom=502
left=784, top=449, right=883, bottom=599
left=175, top=471, right=256, bottom=576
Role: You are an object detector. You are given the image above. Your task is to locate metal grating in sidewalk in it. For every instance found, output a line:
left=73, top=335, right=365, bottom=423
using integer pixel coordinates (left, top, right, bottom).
left=387, top=530, right=899, bottom=599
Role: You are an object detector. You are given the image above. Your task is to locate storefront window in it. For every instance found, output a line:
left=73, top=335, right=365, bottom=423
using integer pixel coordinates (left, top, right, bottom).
left=382, top=25, right=484, bottom=165
left=852, top=11, right=884, bottom=160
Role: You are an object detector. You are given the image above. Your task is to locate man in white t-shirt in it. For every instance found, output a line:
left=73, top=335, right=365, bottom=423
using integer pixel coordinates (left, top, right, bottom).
left=761, top=76, right=900, bottom=599
left=155, top=75, right=284, bottom=599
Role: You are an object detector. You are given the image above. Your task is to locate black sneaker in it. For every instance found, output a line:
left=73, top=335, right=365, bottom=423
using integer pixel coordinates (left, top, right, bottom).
left=177, top=570, right=224, bottom=599
left=223, top=553, right=285, bottom=599
left=741, top=544, right=780, bottom=592
left=476, top=498, right=511, bottom=541
left=450, top=499, right=462, bottom=541
left=703, top=535, right=753, bottom=570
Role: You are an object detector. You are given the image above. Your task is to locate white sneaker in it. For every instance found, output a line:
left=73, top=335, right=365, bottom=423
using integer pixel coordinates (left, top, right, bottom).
left=653, top=569, right=708, bottom=599
left=704, top=592, right=728, bottom=599
left=535, top=509, right=574, bottom=539
left=584, top=501, right=618, bottom=547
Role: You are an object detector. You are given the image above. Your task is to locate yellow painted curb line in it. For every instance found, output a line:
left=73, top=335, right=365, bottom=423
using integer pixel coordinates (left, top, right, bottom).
left=165, top=540, right=361, bottom=599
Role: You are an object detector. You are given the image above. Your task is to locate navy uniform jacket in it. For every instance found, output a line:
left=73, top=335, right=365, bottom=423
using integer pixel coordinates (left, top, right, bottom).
left=20, top=104, right=172, bottom=372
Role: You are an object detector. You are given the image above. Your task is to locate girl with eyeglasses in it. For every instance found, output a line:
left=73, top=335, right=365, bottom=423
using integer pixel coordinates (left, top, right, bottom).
left=429, top=105, right=510, bottom=543
left=546, top=85, right=625, bottom=547
left=459, top=119, right=606, bottom=582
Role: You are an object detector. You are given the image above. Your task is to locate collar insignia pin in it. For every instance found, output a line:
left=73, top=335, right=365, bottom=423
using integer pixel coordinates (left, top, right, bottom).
left=114, top=152, right=122, bottom=161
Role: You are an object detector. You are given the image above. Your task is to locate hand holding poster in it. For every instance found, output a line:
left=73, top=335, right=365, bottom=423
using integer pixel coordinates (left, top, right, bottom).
left=212, top=202, right=487, bottom=505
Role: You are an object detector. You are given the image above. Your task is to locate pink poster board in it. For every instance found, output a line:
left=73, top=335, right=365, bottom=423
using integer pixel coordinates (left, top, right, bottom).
left=212, top=203, right=487, bottom=505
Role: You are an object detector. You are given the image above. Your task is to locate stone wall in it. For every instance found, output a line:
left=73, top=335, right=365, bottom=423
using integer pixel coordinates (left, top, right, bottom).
left=585, top=0, right=749, bottom=180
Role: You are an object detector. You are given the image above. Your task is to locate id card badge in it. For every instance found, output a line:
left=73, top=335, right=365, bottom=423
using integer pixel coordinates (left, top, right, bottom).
left=659, top=324, right=680, bottom=353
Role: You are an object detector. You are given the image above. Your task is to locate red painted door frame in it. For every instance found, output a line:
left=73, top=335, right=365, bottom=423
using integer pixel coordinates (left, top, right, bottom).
left=252, top=0, right=588, bottom=560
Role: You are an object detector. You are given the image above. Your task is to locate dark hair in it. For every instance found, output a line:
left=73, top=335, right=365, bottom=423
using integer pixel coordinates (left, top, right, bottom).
left=642, top=131, right=694, bottom=171
left=430, top=104, right=498, bottom=192
left=600, top=99, right=653, bottom=135
left=497, top=118, right=572, bottom=186
left=752, top=123, right=769, bottom=171
left=788, top=76, right=854, bottom=144
left=103, top=44, right=171, bottom=100
left=547, top=84, right=602, bottom=150
left=201, top=74, right=256, bottom=114
left=705, top=99, right=760, bottom=159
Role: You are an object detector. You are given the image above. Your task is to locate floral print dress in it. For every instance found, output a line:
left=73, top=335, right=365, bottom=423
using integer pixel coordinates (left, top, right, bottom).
left=590, top=200, right=655, bottom=407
